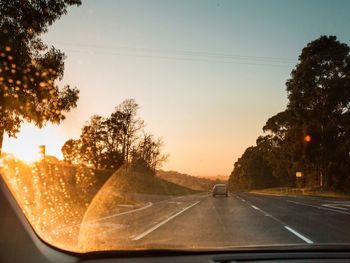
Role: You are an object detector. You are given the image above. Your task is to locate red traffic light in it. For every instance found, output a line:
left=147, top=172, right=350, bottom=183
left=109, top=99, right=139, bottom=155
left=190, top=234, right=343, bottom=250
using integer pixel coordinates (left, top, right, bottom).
left=304, top=135, right=312, bottom=143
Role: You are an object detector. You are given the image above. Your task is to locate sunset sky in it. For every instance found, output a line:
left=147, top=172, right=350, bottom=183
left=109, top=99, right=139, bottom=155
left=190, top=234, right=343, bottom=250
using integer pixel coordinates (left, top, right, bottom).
left=3, top=0, right=350, bottom=176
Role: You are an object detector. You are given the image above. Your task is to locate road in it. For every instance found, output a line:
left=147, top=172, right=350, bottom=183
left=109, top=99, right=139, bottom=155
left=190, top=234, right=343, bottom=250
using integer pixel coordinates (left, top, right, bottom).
left=78, top=192, right=350, bottom=250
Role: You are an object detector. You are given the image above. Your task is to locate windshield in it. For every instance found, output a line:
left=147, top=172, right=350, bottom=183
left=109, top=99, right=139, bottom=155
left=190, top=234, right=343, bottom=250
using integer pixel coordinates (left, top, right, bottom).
left=1, top=0, right=350, bottom=254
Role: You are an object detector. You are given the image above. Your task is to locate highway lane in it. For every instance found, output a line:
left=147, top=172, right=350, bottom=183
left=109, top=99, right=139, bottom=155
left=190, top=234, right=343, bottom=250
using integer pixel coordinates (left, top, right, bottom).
left=240, top=193, right=350, bottom=244
left=78, top=193, right=350, bottom=250
left=134, top=193, right=303, bottom=248
left=78, top=193, right=209, bottom=250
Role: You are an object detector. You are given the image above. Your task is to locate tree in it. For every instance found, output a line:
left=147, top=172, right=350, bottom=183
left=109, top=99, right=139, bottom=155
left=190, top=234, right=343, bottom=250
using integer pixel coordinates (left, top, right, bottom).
left=262, top=111, right=303, bottom=186
left=230, top=36, right=350, bottom=191
left=132, top=133, right=168, bottom=173
left=116, top=99, right=144, bottom=162
left=104, top=110, right=124, bottom=154
left=61, top=139, right=81, bottom=164
left=228, top=145, right=275, bottom=191
left=79, top=115, right=106, bottom=170
left=61, top=99, right=169, bottom=172
left=0, top=0, right=81, bottom=155
left=281, top=36, right=350, bottom=188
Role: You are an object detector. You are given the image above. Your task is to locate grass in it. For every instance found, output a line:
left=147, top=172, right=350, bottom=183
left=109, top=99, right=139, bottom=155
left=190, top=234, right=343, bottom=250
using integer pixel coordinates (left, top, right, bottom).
left=80, top=164, right=198, bottom=225
left=80, top=164, right=197, bottom=224
left=77, top=164, right=198, bottom=250
left=101, top=164, right=198, bottom=196
left=1, top=157, right=197, bottom=251
left=251, top=187, right=350, bottom=199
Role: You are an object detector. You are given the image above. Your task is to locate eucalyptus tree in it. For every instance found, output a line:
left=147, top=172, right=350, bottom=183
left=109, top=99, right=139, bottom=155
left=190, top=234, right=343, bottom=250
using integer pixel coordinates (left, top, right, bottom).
left=0, top=0, right=81, bottom=155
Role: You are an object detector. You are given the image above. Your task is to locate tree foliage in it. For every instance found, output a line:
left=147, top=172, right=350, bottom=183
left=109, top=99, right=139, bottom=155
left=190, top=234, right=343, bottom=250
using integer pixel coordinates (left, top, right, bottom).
left=132, top=133, right=169, bottom=172
left=229, top=36, right=350, bottom=192
left=61, top=139, right=80, bottom=164
left=228, top=143, right=277, bottom=191
left=0, top=0, right=81, bottom=154
left=61, top=99, right=168, bottom=173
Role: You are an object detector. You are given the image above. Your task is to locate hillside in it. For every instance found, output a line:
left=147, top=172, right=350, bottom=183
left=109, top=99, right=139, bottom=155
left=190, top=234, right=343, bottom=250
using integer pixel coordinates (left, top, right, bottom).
left=200, top=175, right=229, bottom=182
left=79, top=164, right=197, bottom=234
left=79, top=164, right=197, bottom=232
left=157, top=170, right=227, bottom=191
left=81, top=164, right=198, bottom=222
left=100, top=165, right=197, bottom=196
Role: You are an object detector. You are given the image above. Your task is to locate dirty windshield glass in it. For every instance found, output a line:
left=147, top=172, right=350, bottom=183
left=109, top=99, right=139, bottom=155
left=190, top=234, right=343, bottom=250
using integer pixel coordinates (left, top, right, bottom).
left=1, top=0, right=350, bottom=253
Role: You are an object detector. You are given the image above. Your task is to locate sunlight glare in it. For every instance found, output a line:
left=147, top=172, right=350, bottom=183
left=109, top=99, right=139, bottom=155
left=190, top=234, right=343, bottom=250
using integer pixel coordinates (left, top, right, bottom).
left=2, top=123, right=64, bottom=163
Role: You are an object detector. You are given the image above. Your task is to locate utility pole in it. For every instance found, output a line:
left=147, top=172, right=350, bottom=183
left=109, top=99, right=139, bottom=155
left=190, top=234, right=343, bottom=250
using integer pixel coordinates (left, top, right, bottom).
left=39, top=145, right=46, bottom=161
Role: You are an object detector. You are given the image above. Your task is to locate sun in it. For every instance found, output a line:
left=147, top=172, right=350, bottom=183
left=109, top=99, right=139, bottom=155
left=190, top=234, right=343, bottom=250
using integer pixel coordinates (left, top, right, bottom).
left=10, top=145, right=42, bottom=163
left=2, top=123, right=64, bottom=163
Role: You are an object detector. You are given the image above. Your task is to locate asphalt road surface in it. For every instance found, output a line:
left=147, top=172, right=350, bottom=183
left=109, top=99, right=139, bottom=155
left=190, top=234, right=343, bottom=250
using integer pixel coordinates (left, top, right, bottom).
left=79, top=192, right=350, bottom=250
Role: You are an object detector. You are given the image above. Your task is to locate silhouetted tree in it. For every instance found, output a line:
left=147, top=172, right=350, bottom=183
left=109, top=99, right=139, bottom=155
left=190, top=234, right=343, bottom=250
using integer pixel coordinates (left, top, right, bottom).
left=0, top=0, right=81, bottom=155
left=61, top=99, right=168, bottom=172
left=228, top=145, right=275, bottom=191
left=80, top=115, right=106, bottom=170
left=132, top=133, right=168, bottom=173
left=104, top=110, right=124, bottom=155
left=229, top=36, right=350, bottom=191
left=284, top=36, right=350, bottom=188
left=116, top=99, right=144, bottom=162
left=61, top=139, right=81, bottom=164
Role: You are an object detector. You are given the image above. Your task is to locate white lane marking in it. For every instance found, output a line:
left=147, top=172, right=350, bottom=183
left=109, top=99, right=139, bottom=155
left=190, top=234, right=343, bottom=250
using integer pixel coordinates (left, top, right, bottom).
left=322, top=204, right=349, bottom=210
left=251, top=205, right=259, bottom=210
left=284, top=226, right=313, bottom=244
left=132, top=201, right=200, bottom=241
left=118, top=204, right=135, bottom=208
left=287, top=200, right=350, bottom=215
left=236, top=195, right=313, bottom=244
left=236, top=196, right=246, bottom=202
left=98, top=201, right=153, bottom=220
left=59, top=202, right=153, bottom=232
left=246, top=201, right=284, bottom=223
left=168, top=201, right=182, bottom=204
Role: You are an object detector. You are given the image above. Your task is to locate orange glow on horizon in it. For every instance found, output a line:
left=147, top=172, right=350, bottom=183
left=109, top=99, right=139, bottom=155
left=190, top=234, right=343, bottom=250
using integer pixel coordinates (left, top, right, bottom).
left=2, top=123, right=64, bottom=163
left=3, top=145, right=42, bottom=164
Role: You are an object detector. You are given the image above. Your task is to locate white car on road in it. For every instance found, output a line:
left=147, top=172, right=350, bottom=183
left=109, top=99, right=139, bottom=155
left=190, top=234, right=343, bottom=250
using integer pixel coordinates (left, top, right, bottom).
left=212, top=184, right=228, bottom=197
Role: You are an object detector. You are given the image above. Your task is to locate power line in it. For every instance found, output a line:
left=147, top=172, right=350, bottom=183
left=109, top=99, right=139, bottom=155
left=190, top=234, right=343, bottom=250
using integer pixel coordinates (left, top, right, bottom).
left=48, top=41, right=297, bottom=67
left=50, top=41, right=295, bottom=62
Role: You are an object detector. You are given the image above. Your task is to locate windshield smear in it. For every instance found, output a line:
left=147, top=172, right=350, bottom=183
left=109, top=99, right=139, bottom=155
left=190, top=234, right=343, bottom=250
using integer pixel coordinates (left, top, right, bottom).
left=1, top=0, right=350, bottom=253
